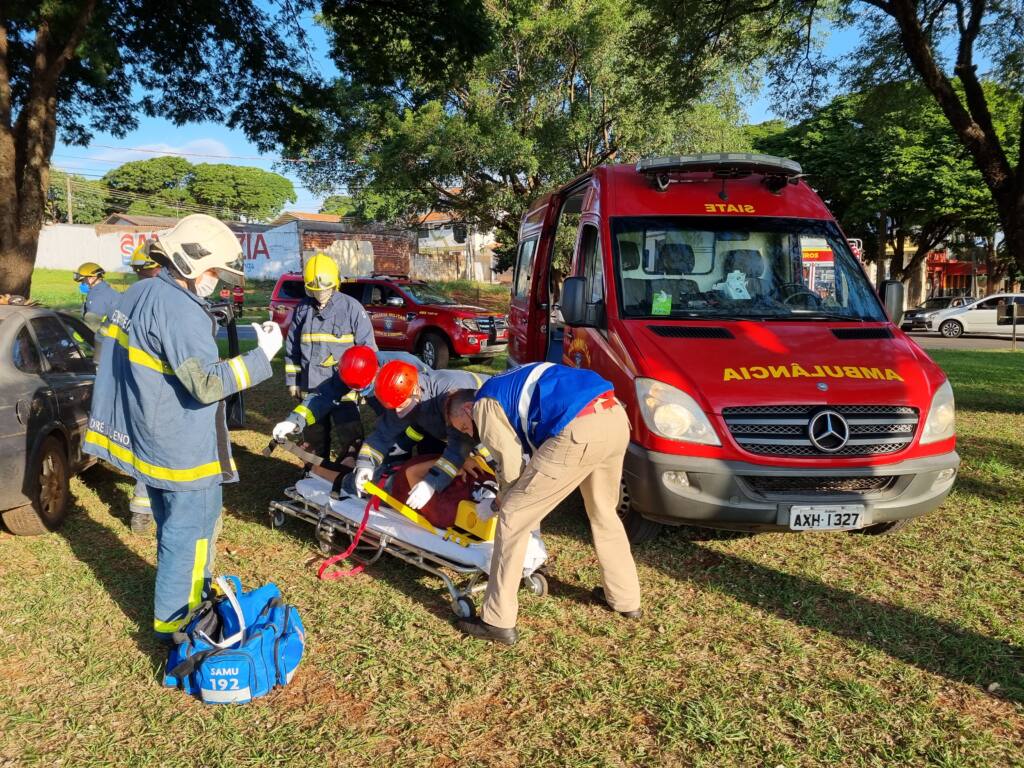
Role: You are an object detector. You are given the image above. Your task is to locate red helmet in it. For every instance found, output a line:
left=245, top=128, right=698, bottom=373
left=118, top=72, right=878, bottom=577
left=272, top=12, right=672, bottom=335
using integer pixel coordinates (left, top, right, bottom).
left=375, top=360, right=419, bottom=410
left=339, top=345, right=379, bottom=389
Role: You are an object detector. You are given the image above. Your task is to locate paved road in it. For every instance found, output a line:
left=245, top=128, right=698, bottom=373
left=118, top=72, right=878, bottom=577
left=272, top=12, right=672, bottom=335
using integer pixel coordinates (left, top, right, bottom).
left=216, top=322, right=258, bottom=341
left=906, top=331, right=1022, bottom=351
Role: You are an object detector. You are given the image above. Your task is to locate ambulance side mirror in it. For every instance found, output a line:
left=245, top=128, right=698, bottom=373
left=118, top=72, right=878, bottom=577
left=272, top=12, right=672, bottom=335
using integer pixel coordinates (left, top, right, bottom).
left=561, top=276, right=602, bottom=328
left=881, top=280, right=904, bottom=326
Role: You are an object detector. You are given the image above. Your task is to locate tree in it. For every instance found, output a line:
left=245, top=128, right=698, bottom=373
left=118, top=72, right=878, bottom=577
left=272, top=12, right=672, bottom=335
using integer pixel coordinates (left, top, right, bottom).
left=755, top=82, right=1014, bottom=284
left=103, top=156, right=195, bottom=217
left=639, top=0, right=1024, bottom=274
left=320, top=194, right=357, bottom=218
left=47, top=169, right=108, bottom=224
left=289, top=0, right=751, bottom=270
left=0, top=1, right=318, bottom=296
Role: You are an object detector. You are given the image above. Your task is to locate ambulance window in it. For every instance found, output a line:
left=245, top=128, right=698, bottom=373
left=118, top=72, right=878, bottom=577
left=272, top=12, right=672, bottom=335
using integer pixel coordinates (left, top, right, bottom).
left=579, top=225, right=604, bottom=304
left=513, top=238, right=537, bottom=299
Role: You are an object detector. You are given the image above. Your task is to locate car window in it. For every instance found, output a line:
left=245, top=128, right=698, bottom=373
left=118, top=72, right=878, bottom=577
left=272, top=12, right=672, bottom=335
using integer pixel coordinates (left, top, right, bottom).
left=339, top=283, right=366, bottom=302
left=13, top=326, right=42, bottom=374
left=58, top=314, right=96, bottom=359
left=30, top=316, right=88, bottom=373
left=974, top=298, right=1003, bottom=310
left=513, top=238, right=538, bottom=299
left=276, top=279, right=306, bottom=301
left=578, top=224, right=605, bottom=304
left=368, top=285, right=399, bottom=304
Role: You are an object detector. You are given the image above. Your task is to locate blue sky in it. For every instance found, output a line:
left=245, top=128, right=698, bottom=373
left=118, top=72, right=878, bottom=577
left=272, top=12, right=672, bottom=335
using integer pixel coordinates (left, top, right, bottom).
left=52, top=23, right=863, bottom=215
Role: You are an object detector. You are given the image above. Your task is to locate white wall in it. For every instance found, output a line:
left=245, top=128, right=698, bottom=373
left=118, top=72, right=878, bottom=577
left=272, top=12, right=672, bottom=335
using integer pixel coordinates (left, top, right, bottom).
left=35, top=224, right=139, bottom=272
left=243, top=221, right=300, bottom=280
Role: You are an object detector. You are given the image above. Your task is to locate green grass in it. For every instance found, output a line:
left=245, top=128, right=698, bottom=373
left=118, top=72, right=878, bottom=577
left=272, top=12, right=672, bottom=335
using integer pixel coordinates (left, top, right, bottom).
left=1, top=345, right=1022, bottom=765
left=30, top=268, right=135, bottom=310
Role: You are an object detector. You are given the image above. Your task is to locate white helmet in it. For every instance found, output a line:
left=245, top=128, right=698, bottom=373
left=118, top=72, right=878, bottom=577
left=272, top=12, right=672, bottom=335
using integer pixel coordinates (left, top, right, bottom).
left=152, top=214, right=245, bottom=286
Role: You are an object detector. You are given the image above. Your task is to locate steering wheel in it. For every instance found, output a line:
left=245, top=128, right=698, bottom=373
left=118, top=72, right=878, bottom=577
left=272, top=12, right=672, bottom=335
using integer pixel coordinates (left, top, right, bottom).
left=779, top=283, right=823, bottom=307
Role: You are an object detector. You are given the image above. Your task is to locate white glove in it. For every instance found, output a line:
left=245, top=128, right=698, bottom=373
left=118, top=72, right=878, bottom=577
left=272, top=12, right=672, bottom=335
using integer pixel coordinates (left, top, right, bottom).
left=475, top=498, right=498, bottom=521
left=353, top=467, right=373, bottom=497
left=405, top=481, right=436, bottom=510
left=252, top=321, right=283, bottom=361
left=272, top=420, right=298, bottom=441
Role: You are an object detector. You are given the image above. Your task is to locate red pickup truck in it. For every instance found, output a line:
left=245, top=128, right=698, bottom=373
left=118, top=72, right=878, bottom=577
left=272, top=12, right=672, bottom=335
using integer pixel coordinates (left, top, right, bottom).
left=270, top=273, right=508, bottom=369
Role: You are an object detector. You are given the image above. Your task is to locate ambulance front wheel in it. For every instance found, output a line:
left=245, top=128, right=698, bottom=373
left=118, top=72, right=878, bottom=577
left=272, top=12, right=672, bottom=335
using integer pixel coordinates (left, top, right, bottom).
left=452, top=597, right=476, bottom=619
left=617, top=479, right=662, bottom=544
left=525, top=572, right=548, bottom=597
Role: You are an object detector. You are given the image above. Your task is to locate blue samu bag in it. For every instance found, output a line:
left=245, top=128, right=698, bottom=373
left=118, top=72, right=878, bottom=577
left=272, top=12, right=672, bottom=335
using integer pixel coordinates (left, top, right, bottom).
left=163, top=576, right=305, bottom=704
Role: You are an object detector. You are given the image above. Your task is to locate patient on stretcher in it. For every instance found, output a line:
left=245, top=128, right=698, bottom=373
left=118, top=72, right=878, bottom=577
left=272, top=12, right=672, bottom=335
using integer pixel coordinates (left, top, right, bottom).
left=309, top=454, right=496, bottom=536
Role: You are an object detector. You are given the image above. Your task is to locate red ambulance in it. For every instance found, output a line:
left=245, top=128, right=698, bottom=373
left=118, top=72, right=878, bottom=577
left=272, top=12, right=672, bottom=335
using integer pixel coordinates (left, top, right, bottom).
left=508, top=153, right=959, bottom=541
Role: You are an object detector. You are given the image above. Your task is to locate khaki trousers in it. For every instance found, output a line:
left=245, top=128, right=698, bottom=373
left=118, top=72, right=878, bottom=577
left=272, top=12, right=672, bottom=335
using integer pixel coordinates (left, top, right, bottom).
left=481, top=403, right=641, bottom=629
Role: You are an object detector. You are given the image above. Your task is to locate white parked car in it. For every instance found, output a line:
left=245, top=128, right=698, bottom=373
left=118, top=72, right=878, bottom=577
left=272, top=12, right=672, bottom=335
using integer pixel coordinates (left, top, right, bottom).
left=926, top=293, right=1024, bottom=337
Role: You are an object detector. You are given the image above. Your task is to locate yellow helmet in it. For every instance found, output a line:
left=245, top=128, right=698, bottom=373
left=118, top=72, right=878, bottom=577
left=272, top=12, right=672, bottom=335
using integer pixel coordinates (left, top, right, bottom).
left=73, top=262, right=104, bottom=282
left=130, top=241, right=160, bottom=271
left=303, top=253, right=339, bottom=291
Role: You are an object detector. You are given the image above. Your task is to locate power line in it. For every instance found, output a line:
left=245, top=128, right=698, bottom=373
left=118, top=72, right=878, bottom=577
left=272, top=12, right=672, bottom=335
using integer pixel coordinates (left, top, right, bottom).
left=54, top=174, right=248, bottom=221
left=87, top=142, right=316, bottom=164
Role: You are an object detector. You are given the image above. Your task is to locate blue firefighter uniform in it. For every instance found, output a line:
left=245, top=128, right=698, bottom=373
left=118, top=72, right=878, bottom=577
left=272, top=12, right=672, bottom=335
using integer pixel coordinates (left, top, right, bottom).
left=82, top=279, right=120, bottom=331
left=355, top=368, right=489, bottom=491
left=284, top=291, right=376, bottom=391
left=84, top=270, right=273, bottom=636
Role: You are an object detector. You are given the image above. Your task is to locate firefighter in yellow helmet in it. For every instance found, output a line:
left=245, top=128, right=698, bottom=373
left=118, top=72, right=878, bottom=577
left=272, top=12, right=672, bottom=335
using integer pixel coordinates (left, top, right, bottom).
left=73, top=262, right=119, bottom=331
left=282, top=253, right=375, bottom=459
left=130, top=241, right=162, bottom=279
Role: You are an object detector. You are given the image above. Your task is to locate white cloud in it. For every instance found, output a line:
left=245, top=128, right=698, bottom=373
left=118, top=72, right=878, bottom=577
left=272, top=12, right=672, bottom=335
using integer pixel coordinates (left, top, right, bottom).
left=90, top=138, right=235, bottom=165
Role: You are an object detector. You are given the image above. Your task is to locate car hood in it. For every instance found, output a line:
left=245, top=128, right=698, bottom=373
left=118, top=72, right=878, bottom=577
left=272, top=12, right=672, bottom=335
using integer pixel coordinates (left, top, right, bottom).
left=442, top=304, right=502, bottom=316
left=622, top=320, right=942, bottom=413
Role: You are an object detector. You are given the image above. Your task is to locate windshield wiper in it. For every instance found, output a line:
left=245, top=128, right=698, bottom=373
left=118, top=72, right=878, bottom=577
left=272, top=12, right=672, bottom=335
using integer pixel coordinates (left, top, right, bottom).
left=774, top=311, right=868, bottom=322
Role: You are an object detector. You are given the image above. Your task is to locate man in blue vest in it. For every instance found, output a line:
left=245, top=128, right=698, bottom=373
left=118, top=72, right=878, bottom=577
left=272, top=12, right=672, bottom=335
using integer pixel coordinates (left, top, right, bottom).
left=445, top=362, right=641, bottom=645
left=85, top=214, right=282, bottom=640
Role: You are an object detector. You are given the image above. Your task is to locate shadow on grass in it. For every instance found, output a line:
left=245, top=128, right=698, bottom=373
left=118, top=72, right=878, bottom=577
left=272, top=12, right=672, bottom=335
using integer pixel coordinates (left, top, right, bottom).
left=59, top=496, right=165, bottom=667
left=631, top=538, right=1024, bottom=704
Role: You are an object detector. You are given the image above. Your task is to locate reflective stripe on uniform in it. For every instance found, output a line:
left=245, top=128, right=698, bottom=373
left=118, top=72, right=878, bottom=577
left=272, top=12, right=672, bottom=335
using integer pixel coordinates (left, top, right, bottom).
left=189, top=538, right=209, bottom=614
left=227, top=356, right=251, bottom=389
left=293, top=404, right=315, bottom=425
left=405, top=426, right=424, bottom=442
left=104, top=324, right=174, bottom=375
left=359, top=444, right=383, bottom=462
left=301, top=333, right=355, bottom=344
left=435, top=458, right=458, bottom=477
left=154, top=616, right=184, bottom=633
left=132, top=495, right=152, bottom=508
left=84, top=430, right=236, bottom=483
left=518, top=363, right=553, bottom=451
left=284, top=363, right=301, bottom=373
left=341, top=390, right=360, bottom=403
left=476, top=445, right=491, bottom=457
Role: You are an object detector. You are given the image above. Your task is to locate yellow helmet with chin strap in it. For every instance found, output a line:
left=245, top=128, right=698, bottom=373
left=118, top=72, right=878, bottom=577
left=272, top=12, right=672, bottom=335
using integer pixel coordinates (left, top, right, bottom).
left=73, top=262, right=105, bottom=282
left=303, top=253, right=340, bottom=292
left=130, top=241, right=160, bottom=271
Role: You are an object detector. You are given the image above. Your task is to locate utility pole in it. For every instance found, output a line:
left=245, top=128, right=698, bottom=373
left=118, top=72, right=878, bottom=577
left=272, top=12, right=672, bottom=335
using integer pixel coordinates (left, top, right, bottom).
left=66, top=175, right=73, bottom=225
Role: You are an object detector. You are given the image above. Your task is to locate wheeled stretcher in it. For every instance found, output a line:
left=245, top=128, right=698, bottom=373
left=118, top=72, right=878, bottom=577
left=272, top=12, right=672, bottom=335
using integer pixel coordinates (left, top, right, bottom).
left=268, top=474, right=548, bottom=618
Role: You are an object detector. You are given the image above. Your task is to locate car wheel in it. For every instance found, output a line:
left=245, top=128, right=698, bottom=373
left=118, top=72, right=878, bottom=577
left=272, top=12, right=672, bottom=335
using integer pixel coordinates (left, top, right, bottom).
left=417, top=332, right=450, bottom=370
left=850, top=518, right=913, bottom=536
left=1, top=437, right=71, bottom=536
left=617, top=479, right=661, bottom=544
left=939, top=319, right=964, bottom=338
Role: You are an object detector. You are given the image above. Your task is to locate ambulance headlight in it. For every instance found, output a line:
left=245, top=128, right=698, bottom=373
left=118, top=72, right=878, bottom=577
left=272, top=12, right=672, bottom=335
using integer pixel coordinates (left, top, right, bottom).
left=920, top=380, right=955, bottom=444
left=635, top=378, right=720, bottom=445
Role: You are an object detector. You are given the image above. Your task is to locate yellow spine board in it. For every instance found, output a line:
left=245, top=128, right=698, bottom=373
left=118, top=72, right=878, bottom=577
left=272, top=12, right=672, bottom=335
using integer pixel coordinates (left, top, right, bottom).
left=363, top=482, right=438, bottom=535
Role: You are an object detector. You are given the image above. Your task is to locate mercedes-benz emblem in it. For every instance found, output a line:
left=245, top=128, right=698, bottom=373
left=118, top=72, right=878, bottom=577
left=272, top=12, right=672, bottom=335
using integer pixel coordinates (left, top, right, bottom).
left=808, top=410, right=850, bottom=453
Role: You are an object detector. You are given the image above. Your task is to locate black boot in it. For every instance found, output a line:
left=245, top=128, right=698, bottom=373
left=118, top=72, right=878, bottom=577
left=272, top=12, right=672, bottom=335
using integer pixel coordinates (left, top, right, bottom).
left=455, top=616, right=519, bottom=645
left=591, top=587, right=642, bottom=619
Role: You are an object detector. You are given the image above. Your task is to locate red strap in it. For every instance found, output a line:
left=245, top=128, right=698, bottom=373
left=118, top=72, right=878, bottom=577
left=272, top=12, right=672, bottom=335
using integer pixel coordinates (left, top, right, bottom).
left=317, top=495, right=378, bottom=581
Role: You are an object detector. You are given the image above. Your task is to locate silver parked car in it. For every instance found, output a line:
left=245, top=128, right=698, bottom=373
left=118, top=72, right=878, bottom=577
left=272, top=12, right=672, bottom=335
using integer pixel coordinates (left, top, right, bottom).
left=0, top=304, right=97, bottom=535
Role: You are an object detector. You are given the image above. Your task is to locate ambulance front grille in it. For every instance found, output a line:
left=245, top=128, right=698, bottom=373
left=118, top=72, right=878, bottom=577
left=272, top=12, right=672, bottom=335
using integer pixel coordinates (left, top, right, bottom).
left=743, top=475, right=897, bottom=495
left=722, top=405, right=919, bottom=457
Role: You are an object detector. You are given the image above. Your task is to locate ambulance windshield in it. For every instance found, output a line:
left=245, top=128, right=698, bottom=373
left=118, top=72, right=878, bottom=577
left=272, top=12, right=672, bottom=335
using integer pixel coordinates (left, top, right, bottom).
left=611, top=217, right=887, bottom=322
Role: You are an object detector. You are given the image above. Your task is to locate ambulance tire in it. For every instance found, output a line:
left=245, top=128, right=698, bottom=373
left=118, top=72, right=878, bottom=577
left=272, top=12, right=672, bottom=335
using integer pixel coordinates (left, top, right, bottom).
left=939, top=319, right=963, bottom=338
left=2, top=437, right=70, bottom=536
left=617, top=479, right=661, bottom=544
left=417, top=332, right=450, bottom=370
left=851, top=518, right=913, bottom=536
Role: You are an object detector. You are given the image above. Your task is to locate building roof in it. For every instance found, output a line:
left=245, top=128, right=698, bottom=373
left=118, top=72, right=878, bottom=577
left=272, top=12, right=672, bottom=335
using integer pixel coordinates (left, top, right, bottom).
left=270, top=211, right=343, bottom=226
left=102, top=213, right=184, bottom=228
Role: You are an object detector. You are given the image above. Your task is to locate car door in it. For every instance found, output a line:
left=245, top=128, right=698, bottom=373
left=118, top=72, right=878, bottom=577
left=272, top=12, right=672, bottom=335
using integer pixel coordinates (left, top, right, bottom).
left=0, top=323, right=56, bottom=509
left=28, top=315, right=95, bottom=468
left=962, top=297, right=1002, bottom=333
left=364, top=283, right=409, bottom=349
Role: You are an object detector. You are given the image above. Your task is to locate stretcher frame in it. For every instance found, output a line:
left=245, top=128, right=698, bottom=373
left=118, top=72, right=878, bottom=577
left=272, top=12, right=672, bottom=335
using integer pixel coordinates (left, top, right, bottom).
left=268, top=486, right=548, bottom=618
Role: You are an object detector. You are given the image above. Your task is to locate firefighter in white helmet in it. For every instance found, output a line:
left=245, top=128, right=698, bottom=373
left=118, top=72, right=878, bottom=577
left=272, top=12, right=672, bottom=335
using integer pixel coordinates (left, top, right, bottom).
left=84, top=214, right=283, bottom=640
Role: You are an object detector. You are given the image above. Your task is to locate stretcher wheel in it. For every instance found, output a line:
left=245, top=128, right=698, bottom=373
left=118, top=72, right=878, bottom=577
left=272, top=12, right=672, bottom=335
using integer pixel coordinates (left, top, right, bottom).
left=451, top=597, right=476, bottom=619
left=317, top=538, right=334, bottom=555
left=526, top=572, right=548, bottom=597
left=271, top=510, right=286, bottom=529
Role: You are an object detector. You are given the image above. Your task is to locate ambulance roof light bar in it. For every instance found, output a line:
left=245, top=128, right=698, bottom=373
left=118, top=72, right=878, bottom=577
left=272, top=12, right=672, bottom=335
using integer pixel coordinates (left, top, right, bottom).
left=637, top=153, right=803, bottom=192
